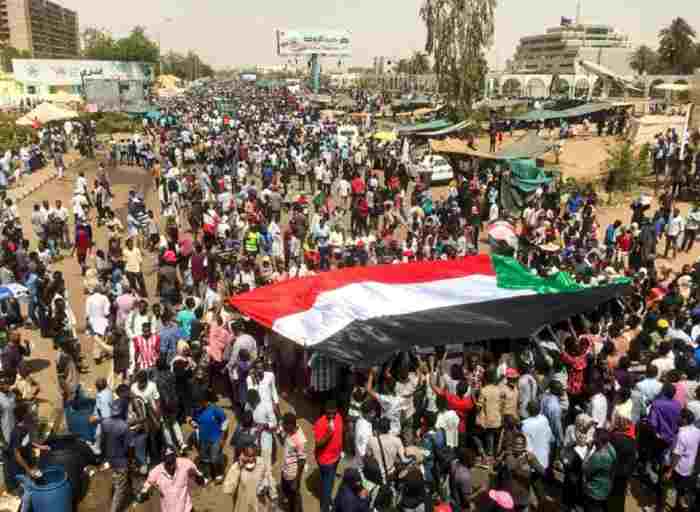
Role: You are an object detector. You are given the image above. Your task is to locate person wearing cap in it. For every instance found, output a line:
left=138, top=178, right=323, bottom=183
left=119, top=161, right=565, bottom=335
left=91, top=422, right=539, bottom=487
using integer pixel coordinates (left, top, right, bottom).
left=157, top=250, right=181, bottom=307
left=140, top=447, right=205, bottom=512
left=501, top=368, right=520, bottom=421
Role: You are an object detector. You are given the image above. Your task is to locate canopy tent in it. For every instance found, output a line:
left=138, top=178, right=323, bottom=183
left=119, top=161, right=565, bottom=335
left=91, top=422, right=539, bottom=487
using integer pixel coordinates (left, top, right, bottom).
left=508, top=102, right=618, bottom=122
left=430, top=133, right=553, bottom=160
left=495, top=132, right=554, bottom=160
left=653, top=83, right=690, bottom=92
left=16, top=102, right=78, bottom=126
left=412, top=120, right=472, bottom=137
left=230, top=254, right=629, bottom=366
left=430, top=138, right=501, bottom=160
left=577, top=60, right=642, bottom=93
left=372, top=131, right=398, bottom=142
left=508, top=158, right=553, bottom=192
left=397, top=118, right=452, bottom=135
left=48, top=90, right=83, bottom=104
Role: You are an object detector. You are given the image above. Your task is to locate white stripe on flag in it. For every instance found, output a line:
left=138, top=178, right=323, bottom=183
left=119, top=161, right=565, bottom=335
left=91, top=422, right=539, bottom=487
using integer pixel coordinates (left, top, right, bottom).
left=272, top=274, right=535, bottom=346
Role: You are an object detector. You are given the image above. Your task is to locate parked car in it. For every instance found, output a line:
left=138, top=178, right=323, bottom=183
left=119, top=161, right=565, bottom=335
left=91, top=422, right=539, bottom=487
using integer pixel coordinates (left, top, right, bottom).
left=420, top=154, right=454, bottom=183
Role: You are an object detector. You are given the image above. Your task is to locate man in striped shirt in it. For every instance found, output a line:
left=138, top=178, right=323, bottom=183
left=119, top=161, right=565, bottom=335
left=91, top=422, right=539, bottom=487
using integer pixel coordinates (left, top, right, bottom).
left=132, top=323, right=160, bottom=376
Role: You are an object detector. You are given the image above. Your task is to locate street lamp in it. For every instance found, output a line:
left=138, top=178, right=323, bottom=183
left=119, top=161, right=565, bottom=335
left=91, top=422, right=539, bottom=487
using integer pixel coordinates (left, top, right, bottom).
left=156, top=17, right=174, bottom=74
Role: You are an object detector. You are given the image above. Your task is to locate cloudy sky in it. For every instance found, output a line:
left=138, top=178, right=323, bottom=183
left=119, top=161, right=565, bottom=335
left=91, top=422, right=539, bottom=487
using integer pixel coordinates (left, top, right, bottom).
left=60, top=0, right=700, bottom=69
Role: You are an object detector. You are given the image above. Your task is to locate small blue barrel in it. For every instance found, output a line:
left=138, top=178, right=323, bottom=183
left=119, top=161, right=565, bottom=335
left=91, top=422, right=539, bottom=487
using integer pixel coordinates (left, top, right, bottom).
left=17, top=466, right=72, bottom=512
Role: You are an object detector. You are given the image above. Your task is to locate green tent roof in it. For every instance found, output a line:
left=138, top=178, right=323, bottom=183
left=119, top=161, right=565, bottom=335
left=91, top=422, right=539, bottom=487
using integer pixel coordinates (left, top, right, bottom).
left=397, top=119, right=452, bottom=134
left=510, top=102, right=616, bottom=122
left=413, top=120, right=472, bottom=137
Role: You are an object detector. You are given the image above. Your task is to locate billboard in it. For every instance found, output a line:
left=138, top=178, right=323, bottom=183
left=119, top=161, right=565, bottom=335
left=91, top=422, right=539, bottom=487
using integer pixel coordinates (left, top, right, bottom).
left=84, top=78, right=150, bottom=113
left=276, top=29, right=351, bottom=57
left=12, top=59, right=155, bottom=86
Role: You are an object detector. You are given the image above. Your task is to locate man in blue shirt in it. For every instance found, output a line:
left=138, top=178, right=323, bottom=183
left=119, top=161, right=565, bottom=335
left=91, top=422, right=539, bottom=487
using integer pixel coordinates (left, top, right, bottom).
left=158, top=308, right=183, bottom=365
left=540, top=381, right=564, bottom=451
left=191, top=392, right=228, bottom=482
left=101, top=398, right=133, bottom=512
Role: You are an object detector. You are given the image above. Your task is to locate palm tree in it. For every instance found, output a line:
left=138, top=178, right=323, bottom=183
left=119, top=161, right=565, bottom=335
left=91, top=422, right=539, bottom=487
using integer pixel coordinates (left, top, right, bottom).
left=658, top=17, right=697, bottom=74
left=629, top=45, right=658, bottom=75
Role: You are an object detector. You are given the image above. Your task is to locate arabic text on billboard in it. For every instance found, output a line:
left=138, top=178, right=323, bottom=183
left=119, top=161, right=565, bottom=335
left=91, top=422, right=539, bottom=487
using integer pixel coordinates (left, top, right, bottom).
left=12, top=59, right=155, bottom=86
left=276, top=30, right=351, bottom=57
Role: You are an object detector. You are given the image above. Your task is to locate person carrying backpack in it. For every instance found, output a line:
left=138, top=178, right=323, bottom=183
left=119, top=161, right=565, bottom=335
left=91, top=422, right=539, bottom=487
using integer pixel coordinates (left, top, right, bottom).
left=419, top=412, right=449, bottom=496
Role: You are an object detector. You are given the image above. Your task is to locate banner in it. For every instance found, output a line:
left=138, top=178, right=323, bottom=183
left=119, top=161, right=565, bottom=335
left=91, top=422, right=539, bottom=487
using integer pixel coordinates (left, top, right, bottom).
left=276, top=29, right=351, bottom=57
left=12, top=59, right=155, bottom=86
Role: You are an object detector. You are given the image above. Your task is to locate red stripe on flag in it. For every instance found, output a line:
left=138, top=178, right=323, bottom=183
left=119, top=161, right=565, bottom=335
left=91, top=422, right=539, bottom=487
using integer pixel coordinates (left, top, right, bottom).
left=229, top=254, right=496, bottom=328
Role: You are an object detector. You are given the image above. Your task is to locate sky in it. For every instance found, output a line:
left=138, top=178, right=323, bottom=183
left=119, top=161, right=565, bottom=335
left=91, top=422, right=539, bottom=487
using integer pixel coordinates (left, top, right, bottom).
left=59, top=0, right=700, bottom=70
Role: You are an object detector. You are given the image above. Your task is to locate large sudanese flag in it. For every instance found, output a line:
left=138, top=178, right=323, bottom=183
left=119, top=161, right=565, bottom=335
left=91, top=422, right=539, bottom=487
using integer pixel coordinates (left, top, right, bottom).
left=230, top=254, right=630, bottom=367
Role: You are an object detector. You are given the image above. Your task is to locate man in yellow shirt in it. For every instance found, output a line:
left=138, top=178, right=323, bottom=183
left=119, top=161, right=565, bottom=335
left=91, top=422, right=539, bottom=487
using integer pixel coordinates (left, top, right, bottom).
left=124, top=237, right=147, bottom=297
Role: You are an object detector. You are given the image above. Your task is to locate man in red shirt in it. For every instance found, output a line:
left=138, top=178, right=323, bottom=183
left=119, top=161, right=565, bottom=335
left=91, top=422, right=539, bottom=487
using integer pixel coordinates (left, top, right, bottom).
left=350, top=173, right=365, bottom=197
left=313, top=400, right=343, bottom=512
left=133, top=323, right=160, bottom=374
left=431, top=380, right=474, bottom=441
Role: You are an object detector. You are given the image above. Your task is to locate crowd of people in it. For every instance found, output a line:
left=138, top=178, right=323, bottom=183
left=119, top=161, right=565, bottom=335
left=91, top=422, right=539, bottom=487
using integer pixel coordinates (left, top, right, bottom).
left=0, top=81, right=700, bottom=512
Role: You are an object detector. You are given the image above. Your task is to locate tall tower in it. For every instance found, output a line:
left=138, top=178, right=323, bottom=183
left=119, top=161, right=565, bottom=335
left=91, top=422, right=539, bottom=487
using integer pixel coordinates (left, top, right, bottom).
left=576, top=0, right=582, bottom=25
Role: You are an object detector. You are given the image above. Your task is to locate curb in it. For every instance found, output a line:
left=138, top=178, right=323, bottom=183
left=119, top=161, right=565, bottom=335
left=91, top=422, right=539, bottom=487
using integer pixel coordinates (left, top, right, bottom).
left=10, top=156, right=81, bottom=202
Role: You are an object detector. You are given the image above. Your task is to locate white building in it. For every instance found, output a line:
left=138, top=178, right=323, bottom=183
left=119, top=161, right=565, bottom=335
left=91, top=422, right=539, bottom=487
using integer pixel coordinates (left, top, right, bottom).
left=510, top=20, right=634, bottom=77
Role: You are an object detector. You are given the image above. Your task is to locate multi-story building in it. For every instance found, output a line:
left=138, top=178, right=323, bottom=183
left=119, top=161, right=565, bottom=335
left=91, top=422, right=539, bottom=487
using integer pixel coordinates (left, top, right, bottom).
left=510, top=20, right=634, bottom=77
left=2, top=0, right=79, bottom=59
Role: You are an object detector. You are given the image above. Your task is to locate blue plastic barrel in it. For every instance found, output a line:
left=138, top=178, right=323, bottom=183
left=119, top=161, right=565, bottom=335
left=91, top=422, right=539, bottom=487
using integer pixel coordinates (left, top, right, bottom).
left=64, top=397, right=97, bottom=443
left=17, top=466, right=72, bottom=512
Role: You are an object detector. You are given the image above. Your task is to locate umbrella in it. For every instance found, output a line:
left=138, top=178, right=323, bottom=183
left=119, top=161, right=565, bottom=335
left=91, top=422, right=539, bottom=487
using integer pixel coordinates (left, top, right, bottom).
left=373, top=131, right=397, bottom=142
left=488, top=221, right=518, bottom=250
left=0, top=283, right=30, bottom=301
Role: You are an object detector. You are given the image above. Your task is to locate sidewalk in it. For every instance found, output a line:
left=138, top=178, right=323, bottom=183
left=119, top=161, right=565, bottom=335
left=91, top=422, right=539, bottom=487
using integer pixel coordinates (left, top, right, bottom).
left=7, top=152, right=82, bottom=203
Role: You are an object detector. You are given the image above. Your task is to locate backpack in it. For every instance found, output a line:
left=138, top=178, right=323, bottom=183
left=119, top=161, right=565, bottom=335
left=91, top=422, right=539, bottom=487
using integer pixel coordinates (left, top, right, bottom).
left=430, top=429, right=454, bottom=478
left=168, top=178, right=178, bottom=194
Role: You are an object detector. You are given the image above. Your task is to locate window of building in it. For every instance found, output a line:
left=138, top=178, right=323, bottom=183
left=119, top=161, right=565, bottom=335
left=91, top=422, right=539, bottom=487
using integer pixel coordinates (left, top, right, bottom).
left=119, top=83, right=130, bottom=93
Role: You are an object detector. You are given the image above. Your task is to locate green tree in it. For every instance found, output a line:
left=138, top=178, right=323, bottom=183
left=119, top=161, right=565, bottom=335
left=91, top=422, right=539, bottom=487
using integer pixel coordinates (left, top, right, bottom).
left=657, top=17, right=697, bottom=74
left=116, top=26, right=159, bottom=63
left=629, top=45, right=659, bottom=75
left=420, top=0, right=496, bottom=118
left=409, top=51, right=431, bottom=74
left=81, top=27, right=119, bottom=60
left=0, top=46, right=32, bottom=72
left=605, top=142, right=644, bottom=194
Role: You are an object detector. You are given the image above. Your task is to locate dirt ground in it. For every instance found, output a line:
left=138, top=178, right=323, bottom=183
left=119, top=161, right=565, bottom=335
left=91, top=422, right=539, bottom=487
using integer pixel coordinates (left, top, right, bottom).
left=9, top=139, right=692, bottom=512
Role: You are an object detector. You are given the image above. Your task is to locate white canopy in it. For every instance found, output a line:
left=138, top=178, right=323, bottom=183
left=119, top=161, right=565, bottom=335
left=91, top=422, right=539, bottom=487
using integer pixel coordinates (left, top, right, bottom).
left=16, top=102, right=78, bottom=126
left=653, top=83, right=690, bottom=92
